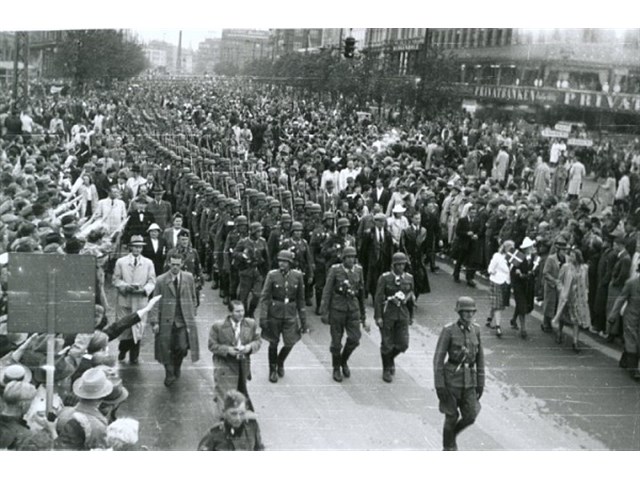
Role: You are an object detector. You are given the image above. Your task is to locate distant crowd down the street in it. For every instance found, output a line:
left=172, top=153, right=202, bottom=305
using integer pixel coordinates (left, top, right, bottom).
left=1, top=76, right=640, bottom=450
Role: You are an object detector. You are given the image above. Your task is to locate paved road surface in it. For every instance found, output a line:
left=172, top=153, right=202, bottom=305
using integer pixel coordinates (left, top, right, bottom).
left=112, top=259, right=640, bottom=451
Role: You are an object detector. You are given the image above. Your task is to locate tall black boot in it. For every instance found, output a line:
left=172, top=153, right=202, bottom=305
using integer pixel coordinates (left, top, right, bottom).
left=341, top=343, right=357, bottom=378
left=390, top=348, right=401, bottom=376
left=129, top=341, right=141, bottom=364
left=626, top=353, right=640, bottom=380
left=277, top=346, right=293, bottom=377
left=331, top=352, right=343, bottom=382
left=381, top=352, right=393, bottom=383
left=268, top=343, right=278, bottom=383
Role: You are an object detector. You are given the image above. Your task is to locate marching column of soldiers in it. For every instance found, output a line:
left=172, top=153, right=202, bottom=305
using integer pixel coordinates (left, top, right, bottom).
left=136, top=134, right=435, bottom=387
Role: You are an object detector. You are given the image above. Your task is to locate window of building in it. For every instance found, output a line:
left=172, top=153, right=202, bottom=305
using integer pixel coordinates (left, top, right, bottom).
left=486, top=29, right=494, bottom=46
left=495, top=29, right=503, bottom=46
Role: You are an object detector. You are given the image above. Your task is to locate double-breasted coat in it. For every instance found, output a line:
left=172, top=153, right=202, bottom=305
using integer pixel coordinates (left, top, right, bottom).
left=112, top=253, right=156, bottom=343
left=150, top=271, right=200, bottom=364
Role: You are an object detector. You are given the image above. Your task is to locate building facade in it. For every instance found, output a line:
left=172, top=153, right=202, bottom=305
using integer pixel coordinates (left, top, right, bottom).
left=219, top=29, right=270, bottom=70
left=195, top=38, right=221, bottom=75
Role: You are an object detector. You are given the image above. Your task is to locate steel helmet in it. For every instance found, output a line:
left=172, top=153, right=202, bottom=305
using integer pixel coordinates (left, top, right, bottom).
left=343, top=246, right=357, bottom=257
left=337, top=218, right=350, bottom=229
left=249, top=221, right=263, bottom=233
left=323, top=211, right=335, bottom=221
left=291, top=221, right=303, bottom=232
left=294, top=197, right=305, bottom=206
left=235, top=215, right=248, bottom=227
left=310, top=203, right=322, bottom=214
left=277, top=250, right=294, bottom=263
left=281, top=214, right=293, bottom=224
left=270, top=199, right=281, bottom=208
left=455, top=296, right=477, bottom=312
left=391, top=252, right=409, bottom=265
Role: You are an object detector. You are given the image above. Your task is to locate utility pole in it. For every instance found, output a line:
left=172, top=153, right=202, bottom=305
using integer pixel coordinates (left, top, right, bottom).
left=12, top=31, right=29, bottom=107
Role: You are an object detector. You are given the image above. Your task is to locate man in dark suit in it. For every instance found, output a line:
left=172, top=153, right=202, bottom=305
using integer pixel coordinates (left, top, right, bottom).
left=361, top=212, right=394, bottom=299
left=370, top=178, right=391, bottom=212
left=355, top=164, right=374, bottom=189
left=150, top=253, right=200, bottom=387
left=400, top=211, right=430, bottom=298
left=123, top=197, right=156, bottom=245
left=146, top=186, right=172, bottom=231
left=142, top=223, right=167, bottom=276
left=94, top=166, right=117, bottom=200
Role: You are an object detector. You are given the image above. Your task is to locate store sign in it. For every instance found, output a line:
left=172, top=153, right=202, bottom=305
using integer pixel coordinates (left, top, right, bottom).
left=567, top=138, right=594, bottom=147
left=469, top=84, right=640, bottom=113
left=562, top=91, right=640, bottom=112
left=541, top=128, right=569, bottom=139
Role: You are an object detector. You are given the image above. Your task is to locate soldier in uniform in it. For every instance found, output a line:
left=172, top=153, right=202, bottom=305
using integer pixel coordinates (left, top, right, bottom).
left=223, top=215, right=249, bottom=305
left=374, top=252, right=415, bottom=383
left=197, top=390, right=265, bottom=451
left=433, top=296, right=485, bottom=451
left=259, top=250, right=308, bottom=383
left=234, top=222, right=270, bottom=317
left=280, top=221, right=314, bottom=307
left=267, top=213, right=293, bottom=268
left=320, top=246, right=369, bottom=382
left=321, top=217, right=356, bottom=268
left=261, top=199, right=281, bottom=240
left=310, top=211, right=335, bottom=315
left=164, top=230, right=203, bottom=306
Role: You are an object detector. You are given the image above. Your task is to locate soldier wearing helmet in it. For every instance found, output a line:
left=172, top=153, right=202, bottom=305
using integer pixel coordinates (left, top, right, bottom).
left=258, top=249, right=308, bottom=384
left=267, top=213, right=293, bottom=269
left=373, top=251, right=415, bottom=383
left=280, top=221, right=314, bottom=307
left=234, top=222, right=270, bottom=317
left=222, top=215, right=249, bottom=305
left=319, top=246, right=368, bottom=382
left=433, top=296, right=485, bottom=451
left=261, top=199, right=282, bottom=240
left=309, top=211, right=336, bottom=315
left=320, top=216, right=356, bottom=269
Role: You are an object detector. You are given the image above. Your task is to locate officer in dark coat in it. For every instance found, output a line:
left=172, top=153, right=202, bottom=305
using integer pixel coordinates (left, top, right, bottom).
left=452, top=204, right=480, bottom=287
left=433, top=296, right=485, bottom=451
left=280, top=221, right=314, bottom=307
left=259, top=250, right=307, bottom=383
left=374, top=252, right=415, bottom=383
left=198, top=390, right=264, bottom=451
left=310, top=211, right=335, bottom=314
left=320, top=246, right=369, bottom=382
left=361, top=212, right=394, bottom=299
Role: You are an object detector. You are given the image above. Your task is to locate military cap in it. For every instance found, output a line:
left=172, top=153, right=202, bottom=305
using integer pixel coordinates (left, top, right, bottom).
left=235, top=215, right=248, bottom=226
left=281, top=214, right=293, bottom=223
left=343, top=246, right=357, bottom=257
left=337, top=218, right=350, bottom=229
left=277, top=250, right=295, bottom=263
left=291, top=221, right=303, bottom=232
left=455, top=296, right=477, bottom=312
left=250, top=222, right=263, bottom=233
left=391, top=252, right=409, bottom=265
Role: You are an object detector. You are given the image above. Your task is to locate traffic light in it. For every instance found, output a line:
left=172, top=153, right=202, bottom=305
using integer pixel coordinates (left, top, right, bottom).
left=343, top=37, right=356, bottom=59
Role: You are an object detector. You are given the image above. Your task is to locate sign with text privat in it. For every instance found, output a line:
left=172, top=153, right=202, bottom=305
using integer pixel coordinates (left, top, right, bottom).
left=469, top=84, right=640, bottom=114
left=7, top=253, right=95, bottom=334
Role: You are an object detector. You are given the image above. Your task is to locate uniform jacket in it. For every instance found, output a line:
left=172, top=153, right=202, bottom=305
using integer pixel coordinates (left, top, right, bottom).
left=162, top=226, right=186, bottom=251
left=150, top=270, right=200, bottom=364
left=433, top=321, right=485, bottom=390
left=259, top=269, right=306, bottom=327
left=112, top=254, right=156, bottom=342
left=320, top=263, right=366, bottom=319
left=208, top=316, right=262, bottom=398
left=234, top=236, right=270, bottom=277
left=197, top=418, right=264, bottom=451
left=280, top=237, right=314, bottom=277
left=374, top=271, right=415, bottom=321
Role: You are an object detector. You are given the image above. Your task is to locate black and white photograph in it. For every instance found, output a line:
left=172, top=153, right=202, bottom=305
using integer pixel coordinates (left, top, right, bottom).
left=0, top=2, right=638, bottom=470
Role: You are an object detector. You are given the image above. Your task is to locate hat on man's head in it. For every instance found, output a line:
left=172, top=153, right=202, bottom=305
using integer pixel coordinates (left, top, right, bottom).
left=392, top=204, right=406, bottom=214
left=374, top=213, right=386, bottom=222
left=129, top=235, right=145, bottom=246
left=72, top=368, right=113, bottom=400
left=147, top=223, right=161, bottom=232
left=0, top=364, right=32, bottom=387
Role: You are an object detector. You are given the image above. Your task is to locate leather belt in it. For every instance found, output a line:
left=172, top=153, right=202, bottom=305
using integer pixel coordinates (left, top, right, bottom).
left=447, top=360, right=475, bottom=368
